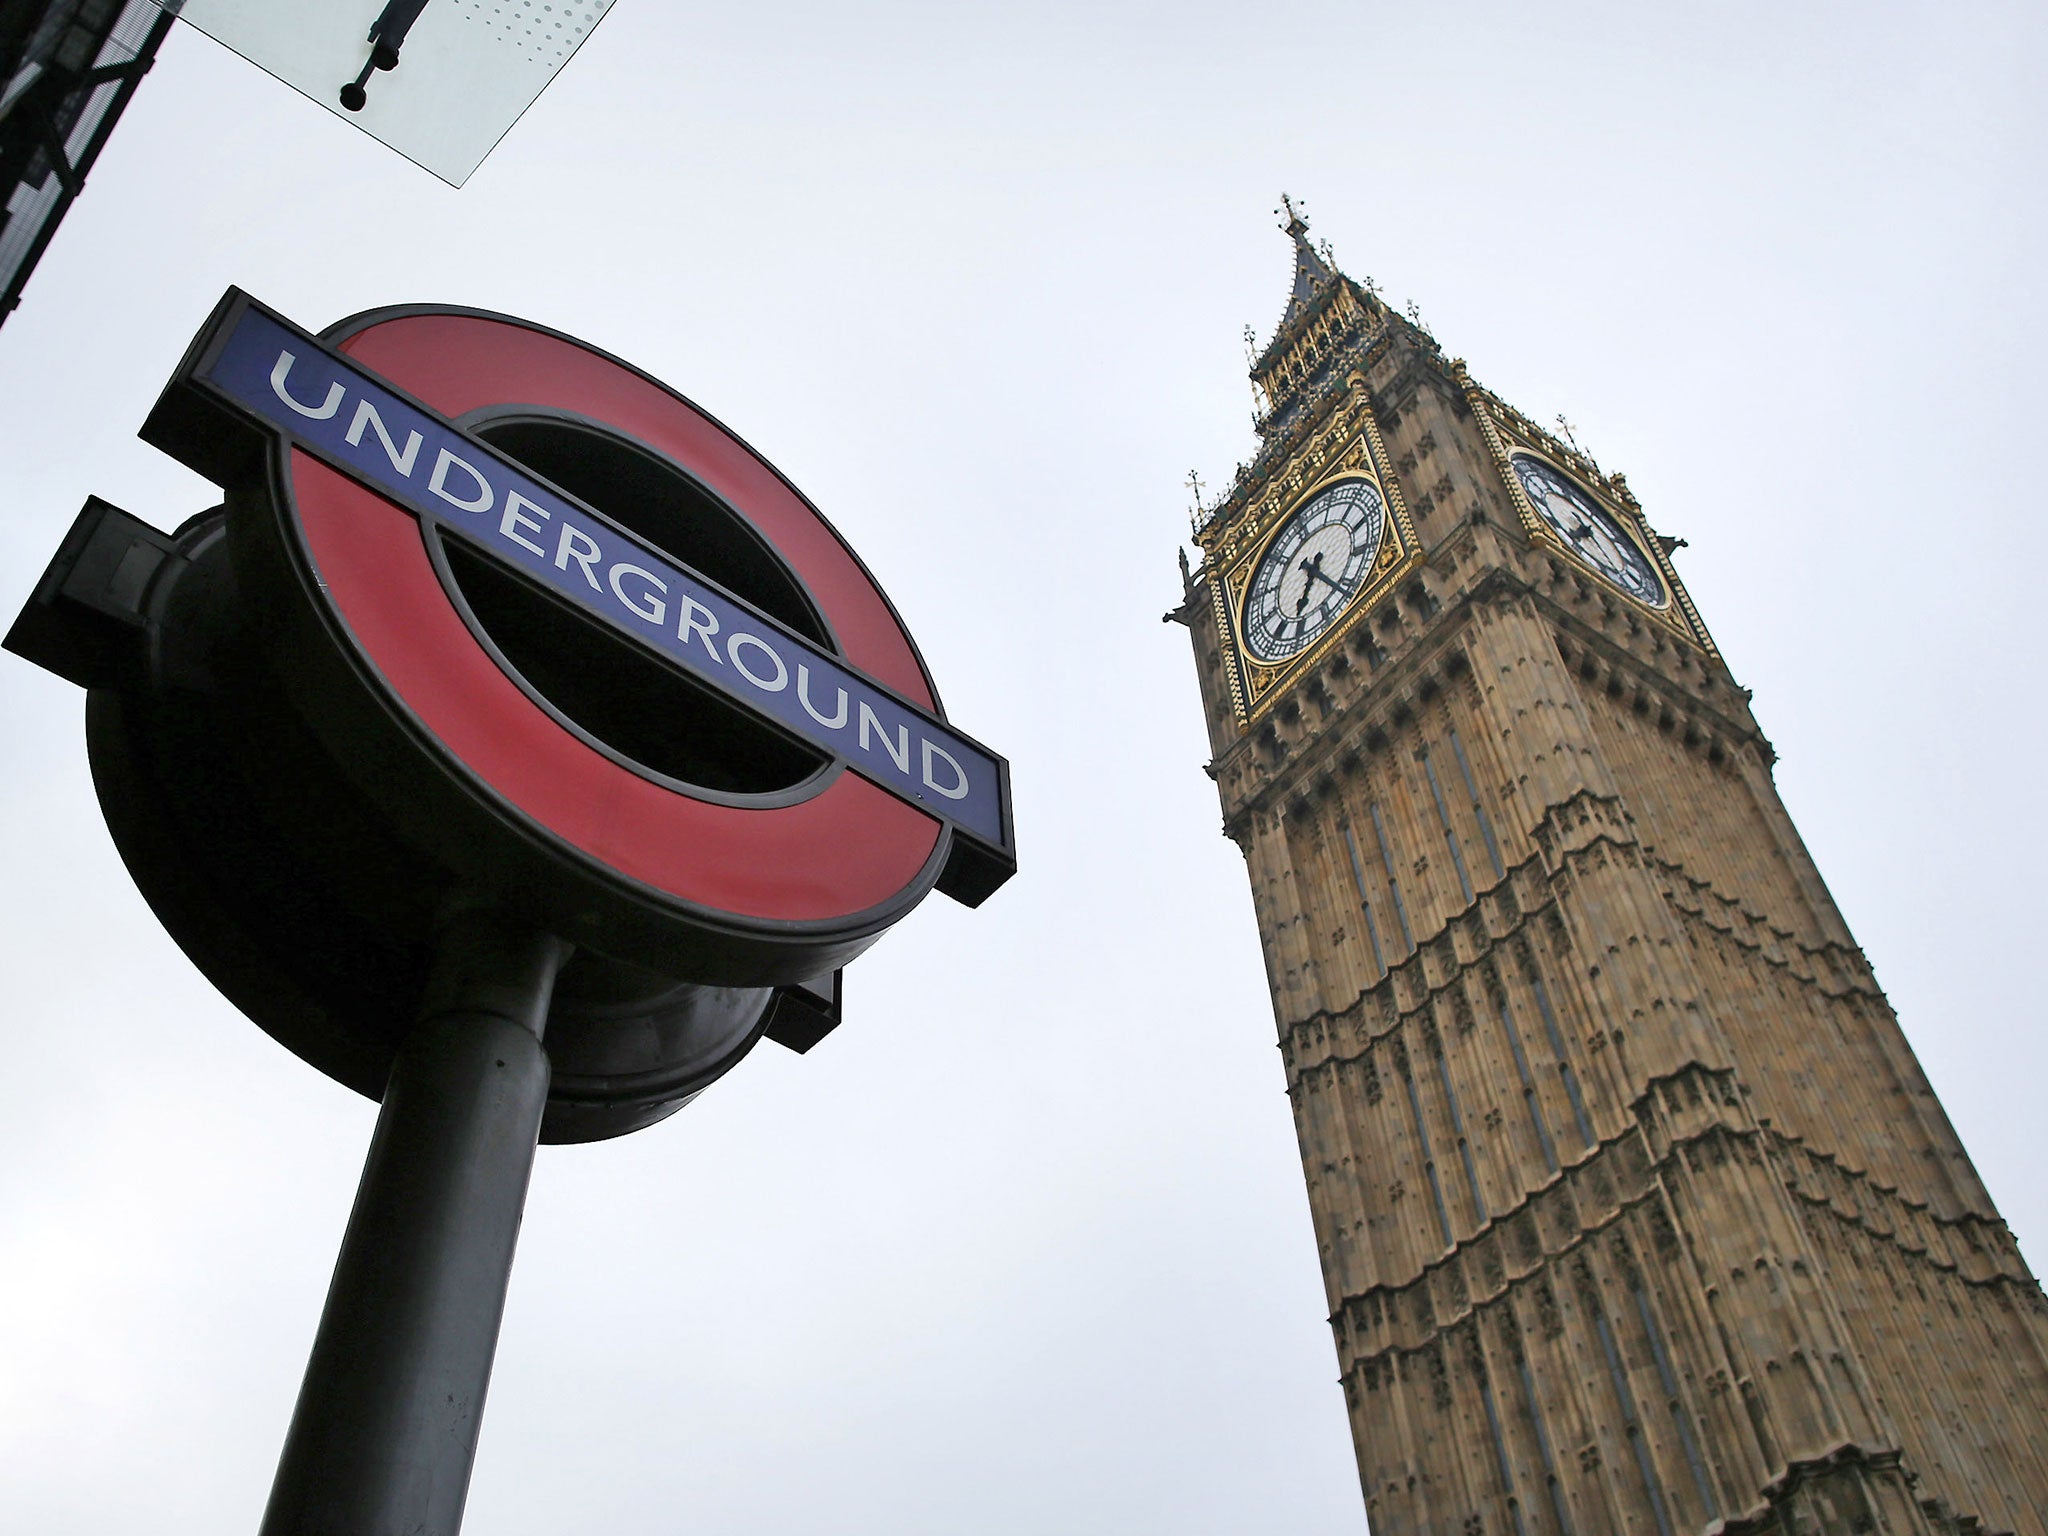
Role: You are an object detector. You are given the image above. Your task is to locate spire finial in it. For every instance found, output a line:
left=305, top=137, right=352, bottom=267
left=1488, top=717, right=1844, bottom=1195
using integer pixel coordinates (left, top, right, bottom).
left=1277, top=192, right=1309, bottom=237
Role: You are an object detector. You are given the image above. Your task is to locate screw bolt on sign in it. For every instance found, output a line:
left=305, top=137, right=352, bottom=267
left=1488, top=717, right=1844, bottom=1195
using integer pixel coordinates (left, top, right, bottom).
left=5, top=290, right=1015, bottom=1536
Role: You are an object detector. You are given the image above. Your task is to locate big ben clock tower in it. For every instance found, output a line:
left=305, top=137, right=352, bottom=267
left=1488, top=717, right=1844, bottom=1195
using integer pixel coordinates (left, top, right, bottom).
left=1171, top=203, right=2048, bottom=1536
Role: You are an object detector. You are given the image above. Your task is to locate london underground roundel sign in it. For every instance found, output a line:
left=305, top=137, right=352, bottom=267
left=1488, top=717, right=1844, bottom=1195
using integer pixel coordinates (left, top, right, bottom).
left=141, top=290, right=1015, bottom=986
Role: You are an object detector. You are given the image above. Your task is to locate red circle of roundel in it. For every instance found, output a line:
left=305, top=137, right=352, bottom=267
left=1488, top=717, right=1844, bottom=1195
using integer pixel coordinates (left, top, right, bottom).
left=287, top=311, right=942, bottom=926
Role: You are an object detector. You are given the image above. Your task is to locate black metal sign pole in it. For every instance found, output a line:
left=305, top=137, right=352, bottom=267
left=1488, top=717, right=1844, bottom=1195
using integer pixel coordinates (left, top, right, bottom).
left=258, top=904, right=572, bottom=1536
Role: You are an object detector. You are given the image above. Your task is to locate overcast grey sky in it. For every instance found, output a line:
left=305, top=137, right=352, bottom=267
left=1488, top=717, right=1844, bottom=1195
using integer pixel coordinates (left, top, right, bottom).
left=2, top=3, right=2043, bottom=1532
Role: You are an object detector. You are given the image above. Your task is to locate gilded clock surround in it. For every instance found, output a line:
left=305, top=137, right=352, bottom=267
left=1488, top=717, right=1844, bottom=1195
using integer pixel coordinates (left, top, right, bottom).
left=1170, top=206, right=2048, bottom=1536
left=1236, top=476, right=1392, bottom=662
left=1464, top=369, right=1717, bottom=658
left=1218, top=431, right=1420, bottom=720
left=1505, top=453, right=1665, bottom=606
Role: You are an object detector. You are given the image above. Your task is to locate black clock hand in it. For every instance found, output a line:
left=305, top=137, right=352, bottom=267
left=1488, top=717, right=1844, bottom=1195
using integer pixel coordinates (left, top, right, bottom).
left=1299, top=553, right=1353, bottom=600
left=1569, top=522, right=1625, bottom=566
left=1566, top=523, right=1619, bottom=565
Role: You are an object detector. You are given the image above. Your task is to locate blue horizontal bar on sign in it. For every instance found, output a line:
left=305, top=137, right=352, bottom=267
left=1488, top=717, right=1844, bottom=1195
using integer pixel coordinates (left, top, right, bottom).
left=196, top=304, right=1008, bottom=852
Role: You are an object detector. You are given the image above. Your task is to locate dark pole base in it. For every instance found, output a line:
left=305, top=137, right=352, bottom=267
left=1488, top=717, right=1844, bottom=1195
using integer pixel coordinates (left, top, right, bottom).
left=259, top=908, right=570, bottom=1536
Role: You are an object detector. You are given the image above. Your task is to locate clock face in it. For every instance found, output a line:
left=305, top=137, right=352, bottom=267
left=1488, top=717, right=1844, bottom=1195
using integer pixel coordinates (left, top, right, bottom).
left=1240, top=478, right=1387, bottom=663
left=1510, top=455, right=1666, bottom=607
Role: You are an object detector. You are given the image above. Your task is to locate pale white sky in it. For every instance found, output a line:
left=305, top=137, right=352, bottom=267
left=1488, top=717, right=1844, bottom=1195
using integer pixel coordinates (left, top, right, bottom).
left=1, top=4, right=2043, bottom=1532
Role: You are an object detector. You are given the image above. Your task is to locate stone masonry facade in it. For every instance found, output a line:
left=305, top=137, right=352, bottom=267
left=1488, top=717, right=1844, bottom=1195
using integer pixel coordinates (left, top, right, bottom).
left=1170, top=218, right=2048, bottom=1536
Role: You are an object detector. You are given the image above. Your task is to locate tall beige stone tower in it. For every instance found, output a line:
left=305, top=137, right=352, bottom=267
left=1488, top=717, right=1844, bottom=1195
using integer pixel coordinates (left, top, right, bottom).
left=1170, top=204, right=2048, bottom=1536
